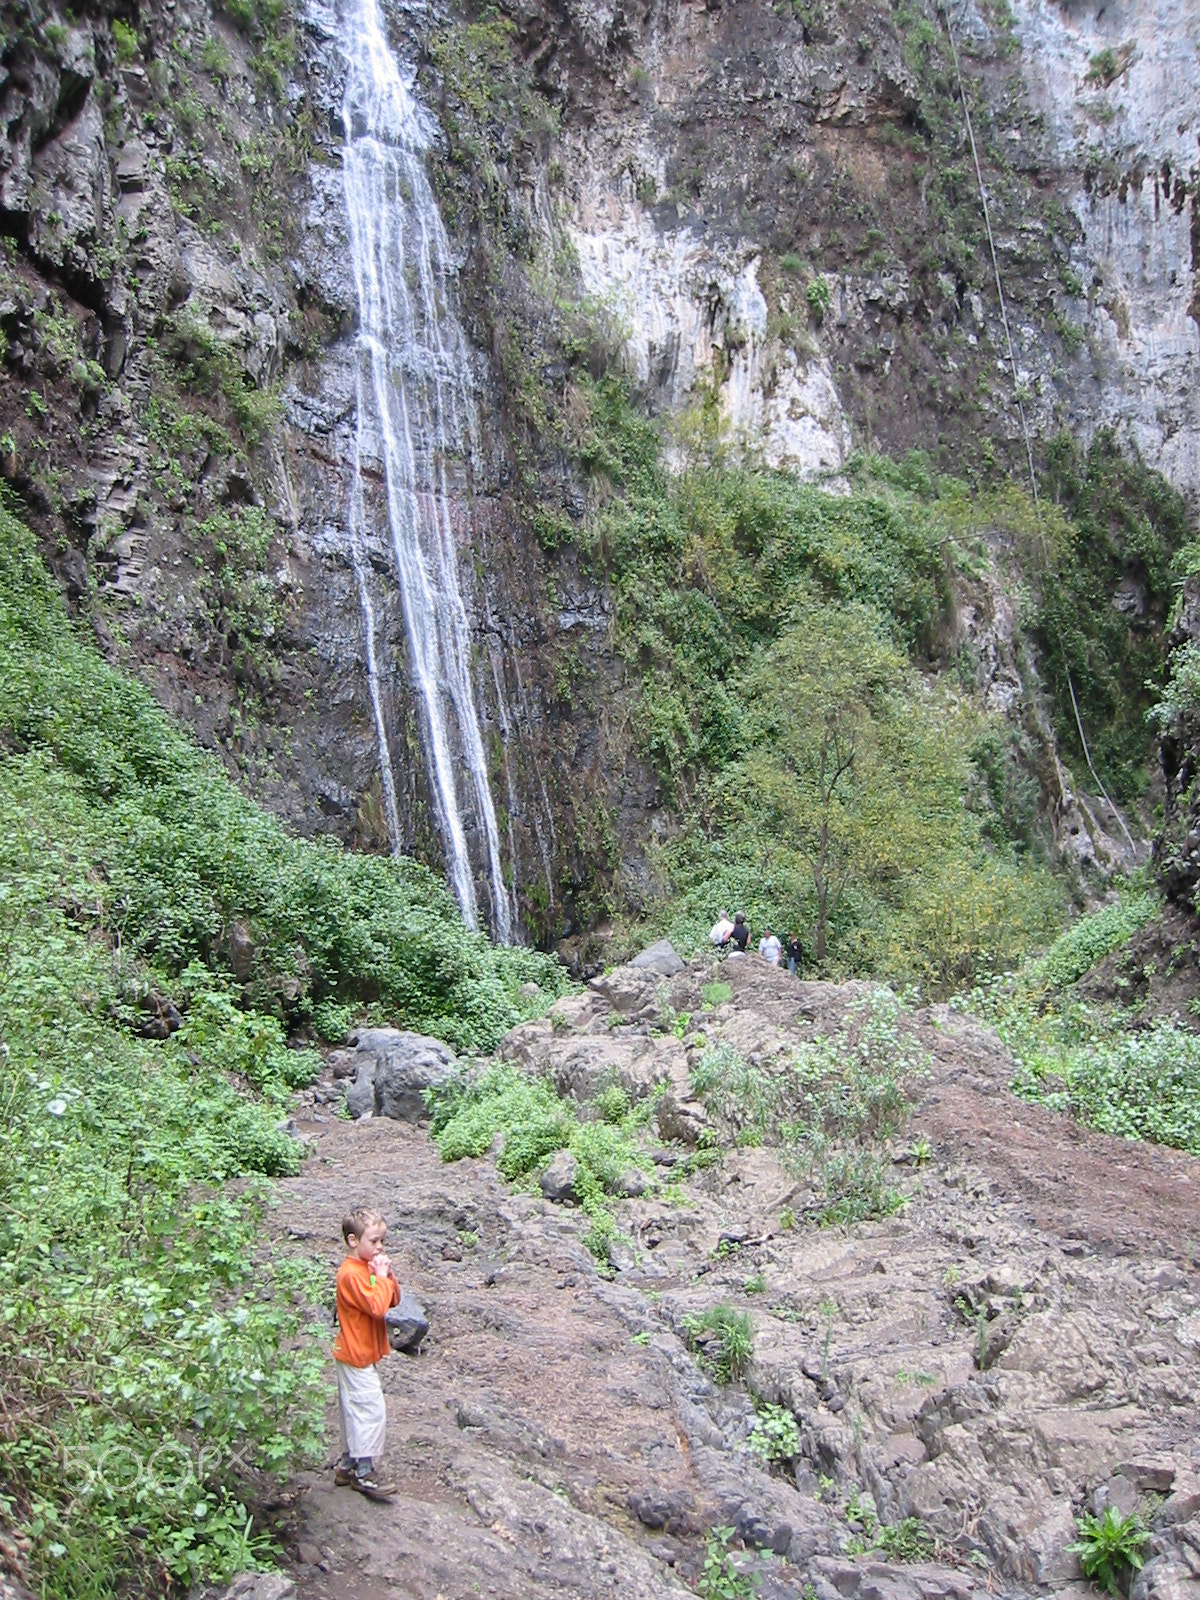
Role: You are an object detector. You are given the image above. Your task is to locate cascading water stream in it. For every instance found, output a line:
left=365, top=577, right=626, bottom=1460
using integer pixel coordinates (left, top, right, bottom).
left=340, top=0, right=512, bottom=941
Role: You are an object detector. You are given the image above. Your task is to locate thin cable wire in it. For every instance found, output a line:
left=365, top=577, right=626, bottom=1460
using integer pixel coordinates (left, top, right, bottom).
left=1064, top=670, right=1129, bottom=844
left=939, top=0, right=1137, bottom=854
left=940, top=2, right=1037, bottom=497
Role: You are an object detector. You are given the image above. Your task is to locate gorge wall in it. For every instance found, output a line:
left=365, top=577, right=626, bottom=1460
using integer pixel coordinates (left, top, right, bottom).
left=0, top=0, right=1195, bottom=946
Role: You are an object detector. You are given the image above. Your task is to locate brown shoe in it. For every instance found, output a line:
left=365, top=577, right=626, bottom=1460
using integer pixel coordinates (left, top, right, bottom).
left=352, top=1470, right=397, bottom=1502
left=333, top=1465, right=355, bottom=1487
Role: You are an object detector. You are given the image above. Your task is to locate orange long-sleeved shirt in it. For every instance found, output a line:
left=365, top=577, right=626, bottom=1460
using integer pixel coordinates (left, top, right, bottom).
left=332, top=1256, right=401, bottom=1367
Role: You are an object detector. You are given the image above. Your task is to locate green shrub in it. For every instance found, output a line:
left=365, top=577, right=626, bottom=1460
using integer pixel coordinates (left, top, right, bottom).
left=691, top=1042, right=786, bottom=1145
left=878, top=1517, right=936, bottom=1562
left=814, top=1148, right=904, bottom=1226
left=586, top=405, right=1068, bottom=986
left=1030, top=1019, right=1200, bottom=1153
left=971, top=955, right=1200, bottom=1159
left=111, top=17, right=139, bottom=62
left=0, top=500, right=569, bottom=1594
left=1036, top=430, right=1190, bottom=799
left=682, top=1305, right=754, bottom=1382
left=748, top=1401, right=799, bottom=1464
left=1069, top=1507, right=1148, bottom=1596
left=182, top=984, right=319, bottom=1090
left=1037, top=894, right=1157, bottom=988
left=219, top=0, right=286, bottom=35
left=427, top=1063, right=571, bottom=1178
left=427, top=1062, right=647, bottom=1260
left=688, top=990, right=922, bottom=1224
left=0, top=782, right=325, bottom=1594
left=698, top=1526, right=757, bottom=1600
left=1150, top=638, right=1200, bottom=726
left=806, top=276, right=832, bottom=321
left=161, top=314, right=283, bottom=447
left=1084, top=46, right=1126, bottom=88
left=594, top=1082, right=632, bottom=1123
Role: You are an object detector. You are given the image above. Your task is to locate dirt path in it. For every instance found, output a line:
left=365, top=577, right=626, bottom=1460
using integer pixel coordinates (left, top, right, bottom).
left=267, top=963, right=1200, bottom=1600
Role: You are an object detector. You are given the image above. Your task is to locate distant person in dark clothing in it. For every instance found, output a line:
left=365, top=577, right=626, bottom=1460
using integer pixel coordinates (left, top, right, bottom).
left=730, top=913, right=750, bottom=952
left=786, top=933, right=803, bottom=976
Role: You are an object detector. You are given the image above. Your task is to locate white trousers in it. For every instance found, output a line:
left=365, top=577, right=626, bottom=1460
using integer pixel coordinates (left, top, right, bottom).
left=336, top=1359, right=387, bottom=1461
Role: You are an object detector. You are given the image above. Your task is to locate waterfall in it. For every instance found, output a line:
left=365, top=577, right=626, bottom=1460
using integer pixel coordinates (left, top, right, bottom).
left=340, top=0, right=513, bottom=942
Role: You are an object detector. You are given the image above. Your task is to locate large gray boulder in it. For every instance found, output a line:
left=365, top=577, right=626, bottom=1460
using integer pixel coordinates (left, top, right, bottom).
left=539, top=1150, right=578, bottom=1203
left=629, top=938, right=685, bottom=976
left=342, top=1029, right=456, bottom=1122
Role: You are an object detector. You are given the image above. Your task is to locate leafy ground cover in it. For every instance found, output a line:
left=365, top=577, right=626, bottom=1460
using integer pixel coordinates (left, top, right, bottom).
left=966, top=894, right=1200, bottom=1157
left=0, top=504, right=566, bottom=1597
left=426, top=1061, right=652, bottom=1261
left=1036, top=432, right=1191, bottom=800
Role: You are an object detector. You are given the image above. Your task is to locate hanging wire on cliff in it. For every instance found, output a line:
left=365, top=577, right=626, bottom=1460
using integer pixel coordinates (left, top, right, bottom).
left=937, top=0, right=1138, bottom=854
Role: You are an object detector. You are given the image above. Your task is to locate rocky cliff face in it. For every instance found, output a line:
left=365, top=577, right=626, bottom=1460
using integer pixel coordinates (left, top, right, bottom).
left=506, top=0, right=1200, bottom=495
left=0, top=0, right=1191, bottom=946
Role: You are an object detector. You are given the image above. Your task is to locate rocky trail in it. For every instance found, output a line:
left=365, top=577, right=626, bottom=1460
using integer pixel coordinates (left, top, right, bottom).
left=263, top=957, right=1200, bottom=1600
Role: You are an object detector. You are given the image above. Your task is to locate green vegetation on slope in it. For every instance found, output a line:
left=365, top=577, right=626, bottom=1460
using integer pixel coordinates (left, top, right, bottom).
left=690, top=987, right=925, bottom=1224
left=0, top=509, right=564, bottom=1050
left=426, top=988, right=925, bottom=1264
left=426, top=1060, right=653, bottom=1263
left=562, top=378, right=1069, bottom=986
left=0, top=505, right=565, bottom=1597
left=967, top=895, right=1200, bottom=1158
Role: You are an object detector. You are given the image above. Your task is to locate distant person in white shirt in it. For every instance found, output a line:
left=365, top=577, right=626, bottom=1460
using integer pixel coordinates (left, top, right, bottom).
left=710, top=910, right=734, bottom=948
left=758, top=927, right=782, bottom=966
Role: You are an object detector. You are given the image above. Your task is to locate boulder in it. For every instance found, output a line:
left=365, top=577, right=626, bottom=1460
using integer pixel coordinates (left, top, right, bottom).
left=588, top=965, right=657, bottom=1015
left=607, top=1236, right=637, bottom=1272
left=1157, top=1478, right=1200, bottom=1529
left=613, top=1167, right=651, bottom=1198
left=499, top=1013, right=690, bottom=1106
left=540, top=1150, right=578, bottom=1203
left=229, top=920, right=255, bottom=982
left=220, top=1576, right=296, bottom=1600
left=385, top=1291, right=429, bottom=1354
left=656, top=1087, right=709, bottom=1145
left=343, top=1030, right=456, bottom=1121
left=327, top=1049, right=357, bottom=1080
left=630, top=938, right=685, bottom=976
left=1132, top=1550, right=1200, bottom=1600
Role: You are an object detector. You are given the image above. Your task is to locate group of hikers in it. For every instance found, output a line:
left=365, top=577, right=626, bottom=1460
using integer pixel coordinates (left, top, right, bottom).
left=709, top=910, right=803, bottom=974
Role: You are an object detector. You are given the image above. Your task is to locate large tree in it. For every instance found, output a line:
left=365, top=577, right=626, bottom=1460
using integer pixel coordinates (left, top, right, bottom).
left=719, top=600, right=980, bottom=966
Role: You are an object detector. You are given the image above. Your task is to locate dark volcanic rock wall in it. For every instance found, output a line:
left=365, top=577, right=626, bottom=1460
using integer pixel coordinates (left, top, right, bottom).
left=1157, top=576, right=1200, bottom=908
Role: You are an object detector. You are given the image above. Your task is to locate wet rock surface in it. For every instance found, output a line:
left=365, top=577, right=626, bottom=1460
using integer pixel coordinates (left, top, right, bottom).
left=278, top=957, right=1200, bottom=1598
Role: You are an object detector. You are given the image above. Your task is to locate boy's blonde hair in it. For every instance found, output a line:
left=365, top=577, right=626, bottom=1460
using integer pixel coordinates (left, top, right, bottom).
left=342, top=1206, right=386, bottom=1245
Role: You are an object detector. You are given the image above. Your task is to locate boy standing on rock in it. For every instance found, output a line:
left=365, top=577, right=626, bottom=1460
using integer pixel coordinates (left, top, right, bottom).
left=333, top=1206, right=401, bottom=1501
